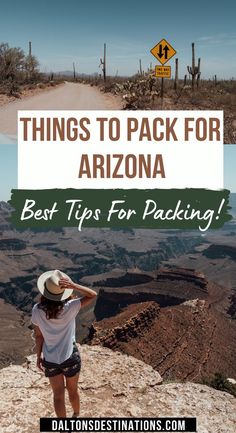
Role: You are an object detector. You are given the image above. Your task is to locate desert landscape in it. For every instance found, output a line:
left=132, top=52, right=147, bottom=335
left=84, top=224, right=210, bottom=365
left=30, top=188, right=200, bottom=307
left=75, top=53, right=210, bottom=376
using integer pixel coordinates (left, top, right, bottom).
left=0, top=40, right=235, bottom=142
left=0, top=76, right=235, bottom=143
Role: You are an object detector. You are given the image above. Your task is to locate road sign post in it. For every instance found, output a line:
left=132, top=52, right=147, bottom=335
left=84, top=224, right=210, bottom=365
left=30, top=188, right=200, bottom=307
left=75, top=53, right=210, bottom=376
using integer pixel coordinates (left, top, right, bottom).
left=161, top=77, right=164, bottom=99
left=150, top=38, right=176, bottom=99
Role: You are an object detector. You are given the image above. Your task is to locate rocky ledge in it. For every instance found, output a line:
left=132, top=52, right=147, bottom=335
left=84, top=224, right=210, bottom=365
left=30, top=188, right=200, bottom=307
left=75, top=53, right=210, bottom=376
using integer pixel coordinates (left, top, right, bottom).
left=0, top=345, right=235, bottom=433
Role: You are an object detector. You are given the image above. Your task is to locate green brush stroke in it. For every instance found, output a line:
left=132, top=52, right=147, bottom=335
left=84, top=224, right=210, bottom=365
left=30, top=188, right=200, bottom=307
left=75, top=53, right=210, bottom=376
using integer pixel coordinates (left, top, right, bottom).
left=9, top=189, right=232, bottom=231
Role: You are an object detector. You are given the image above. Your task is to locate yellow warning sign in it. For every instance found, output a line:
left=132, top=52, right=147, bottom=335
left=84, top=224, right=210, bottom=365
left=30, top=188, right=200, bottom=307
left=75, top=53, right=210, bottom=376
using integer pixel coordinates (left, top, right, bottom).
left=150, top=39, right=176, bottom=65
left=155, top=65, right=171, bottom=78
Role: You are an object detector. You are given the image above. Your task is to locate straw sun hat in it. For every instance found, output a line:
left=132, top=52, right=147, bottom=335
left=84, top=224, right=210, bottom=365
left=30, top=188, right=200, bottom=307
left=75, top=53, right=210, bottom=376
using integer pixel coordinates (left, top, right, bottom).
left=37, top=269, right=73, bottom=301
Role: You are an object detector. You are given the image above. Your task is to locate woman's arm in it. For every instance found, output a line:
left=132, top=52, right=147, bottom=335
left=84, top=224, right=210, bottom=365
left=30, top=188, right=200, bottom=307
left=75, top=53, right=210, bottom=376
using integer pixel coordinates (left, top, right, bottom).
left=59, top=278, right=97, bottom=308
left=33, top=325, right=44, bottom=371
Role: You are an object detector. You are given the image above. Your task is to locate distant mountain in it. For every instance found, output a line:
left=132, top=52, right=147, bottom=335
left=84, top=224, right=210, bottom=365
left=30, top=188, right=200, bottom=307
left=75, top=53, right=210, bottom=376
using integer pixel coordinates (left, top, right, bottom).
left=0, top=201, right=11, bottom=212
left=0, top=201, right=12, bottom=229
left=54, top=71, right=99, bottom=77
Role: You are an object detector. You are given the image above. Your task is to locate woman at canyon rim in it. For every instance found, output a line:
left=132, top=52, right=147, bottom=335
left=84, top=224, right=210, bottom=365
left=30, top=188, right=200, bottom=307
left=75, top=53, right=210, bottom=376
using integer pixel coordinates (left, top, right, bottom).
left=31, top=269, right=97, bottom=417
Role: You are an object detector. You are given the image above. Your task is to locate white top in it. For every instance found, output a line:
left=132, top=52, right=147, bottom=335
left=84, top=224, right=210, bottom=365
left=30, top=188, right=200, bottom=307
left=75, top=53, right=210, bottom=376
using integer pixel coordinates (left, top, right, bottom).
left=31, top=298, right=81, bottom=364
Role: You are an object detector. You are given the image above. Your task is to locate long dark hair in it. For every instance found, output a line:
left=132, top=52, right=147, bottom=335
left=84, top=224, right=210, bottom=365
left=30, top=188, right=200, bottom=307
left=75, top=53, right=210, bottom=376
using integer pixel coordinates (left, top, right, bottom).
left=38, top=295, right=73, bottom=319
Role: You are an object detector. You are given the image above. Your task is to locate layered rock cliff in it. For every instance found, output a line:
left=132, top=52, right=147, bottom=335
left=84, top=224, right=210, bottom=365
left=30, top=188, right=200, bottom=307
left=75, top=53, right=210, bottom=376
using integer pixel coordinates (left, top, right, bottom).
left=0, top=299, right=32, bottom=368
left=203, top=244, right=236, bottom=261
left=89, top=267, right=236, bottom=382
left=93, top=268, right=209, bottom=320
left=90, top=298, right=236, bottom=382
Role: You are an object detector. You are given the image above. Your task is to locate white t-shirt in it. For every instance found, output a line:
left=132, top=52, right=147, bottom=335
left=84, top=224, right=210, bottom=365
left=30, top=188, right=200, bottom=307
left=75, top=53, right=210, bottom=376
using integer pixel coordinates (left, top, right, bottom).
left=31, top=298, right=81, bottom=364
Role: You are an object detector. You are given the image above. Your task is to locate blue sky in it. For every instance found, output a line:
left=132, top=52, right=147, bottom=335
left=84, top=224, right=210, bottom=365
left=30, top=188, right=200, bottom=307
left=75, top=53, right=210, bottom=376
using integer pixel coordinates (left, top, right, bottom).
left=0, top=145, right=235, bottom=201
left=0, top=0, right=235, bottom=77
left=224, top=145, right=236, bottom=192
left=0, top=145, right=17, bottom=201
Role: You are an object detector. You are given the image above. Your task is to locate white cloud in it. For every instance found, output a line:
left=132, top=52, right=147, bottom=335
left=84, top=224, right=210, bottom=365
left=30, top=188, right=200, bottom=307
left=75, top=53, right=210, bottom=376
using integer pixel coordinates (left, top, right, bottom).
left=196, top=33, right=236, bottom=46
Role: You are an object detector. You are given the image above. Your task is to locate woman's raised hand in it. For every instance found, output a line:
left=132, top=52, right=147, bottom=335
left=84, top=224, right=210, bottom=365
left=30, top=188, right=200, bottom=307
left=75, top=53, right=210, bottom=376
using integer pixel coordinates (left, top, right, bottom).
left=59, top=278, right=74, bottom=289
left=59, top=278, right=97, bottom=299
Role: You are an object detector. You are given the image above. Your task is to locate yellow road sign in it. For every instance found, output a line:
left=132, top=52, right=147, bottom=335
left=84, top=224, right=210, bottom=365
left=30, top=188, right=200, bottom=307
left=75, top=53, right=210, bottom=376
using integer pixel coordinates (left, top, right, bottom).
left=150, top=39, right=176, bottom=65
left=155, top=65, right=171, bottom=78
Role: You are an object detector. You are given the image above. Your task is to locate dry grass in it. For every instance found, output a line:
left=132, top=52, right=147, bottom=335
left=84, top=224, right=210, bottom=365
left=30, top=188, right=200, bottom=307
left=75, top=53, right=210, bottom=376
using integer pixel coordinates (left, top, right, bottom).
left=0, top=79, right=63, bottom=107
left=86, top=75, right=236, bottom=144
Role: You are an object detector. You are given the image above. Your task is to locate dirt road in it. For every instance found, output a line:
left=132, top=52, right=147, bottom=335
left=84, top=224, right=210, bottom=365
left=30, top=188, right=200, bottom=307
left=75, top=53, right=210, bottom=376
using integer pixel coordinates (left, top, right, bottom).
left=0, top=82, right=122, bottom=136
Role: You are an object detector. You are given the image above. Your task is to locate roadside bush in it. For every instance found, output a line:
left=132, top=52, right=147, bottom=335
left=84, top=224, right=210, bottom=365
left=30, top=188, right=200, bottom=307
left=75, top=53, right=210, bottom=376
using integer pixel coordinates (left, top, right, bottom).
left=0, top=43, right=25, bottom=82
left=202, top=372, right=236, bottom=397
left=0, top=42, right=40, bottom=94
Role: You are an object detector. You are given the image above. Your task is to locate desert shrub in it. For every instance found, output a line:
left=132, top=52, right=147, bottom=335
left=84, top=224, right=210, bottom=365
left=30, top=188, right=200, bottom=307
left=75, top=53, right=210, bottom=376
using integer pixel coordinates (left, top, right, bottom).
left=214, top=93, right=236, bottom=108
left=24, top=54, right=40, bottom=83
left=202, top=372, right=236, bottom=397
left=220, top=80, right=236, bottom=94
left=0, top=42, right=41, bottom=94
left=0, top=43, right=25, bottom=82
left=38, top=83, right=46, bottom=89
left=0, top=78, right=21, bottom=96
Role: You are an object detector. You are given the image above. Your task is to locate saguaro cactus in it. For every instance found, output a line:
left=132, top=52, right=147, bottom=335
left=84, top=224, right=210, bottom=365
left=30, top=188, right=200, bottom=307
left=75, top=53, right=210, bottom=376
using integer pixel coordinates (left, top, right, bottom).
left=139, top=59, right=143, bottom=75
left=29, top=41, right=32, bottom=57
left=27, top=41, right=32, bottom=80
left=187, top=43, right=201, bottom=90
left=174, top=58, right=178, bottom=90
left=99, top=43, right=106, bottom=82
left=196, top=58, right=201, bottom=88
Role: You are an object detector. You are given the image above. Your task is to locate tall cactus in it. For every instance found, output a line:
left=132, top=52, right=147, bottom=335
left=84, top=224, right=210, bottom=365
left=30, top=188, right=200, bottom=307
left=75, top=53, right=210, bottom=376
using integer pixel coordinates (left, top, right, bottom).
left=187, top=43, right=201, bottom=90
left=99, top=43, right=106, bottom=82
left=29, top=41, right=32, bottom=57
left=139, top=59, right=143, bottom=75
left=196, top=58, right=201, bottom=88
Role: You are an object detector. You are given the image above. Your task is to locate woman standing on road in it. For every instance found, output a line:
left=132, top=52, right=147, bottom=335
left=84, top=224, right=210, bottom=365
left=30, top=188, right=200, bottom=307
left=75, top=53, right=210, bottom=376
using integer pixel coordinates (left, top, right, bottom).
left=31, top=269, right=97, bottom=418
